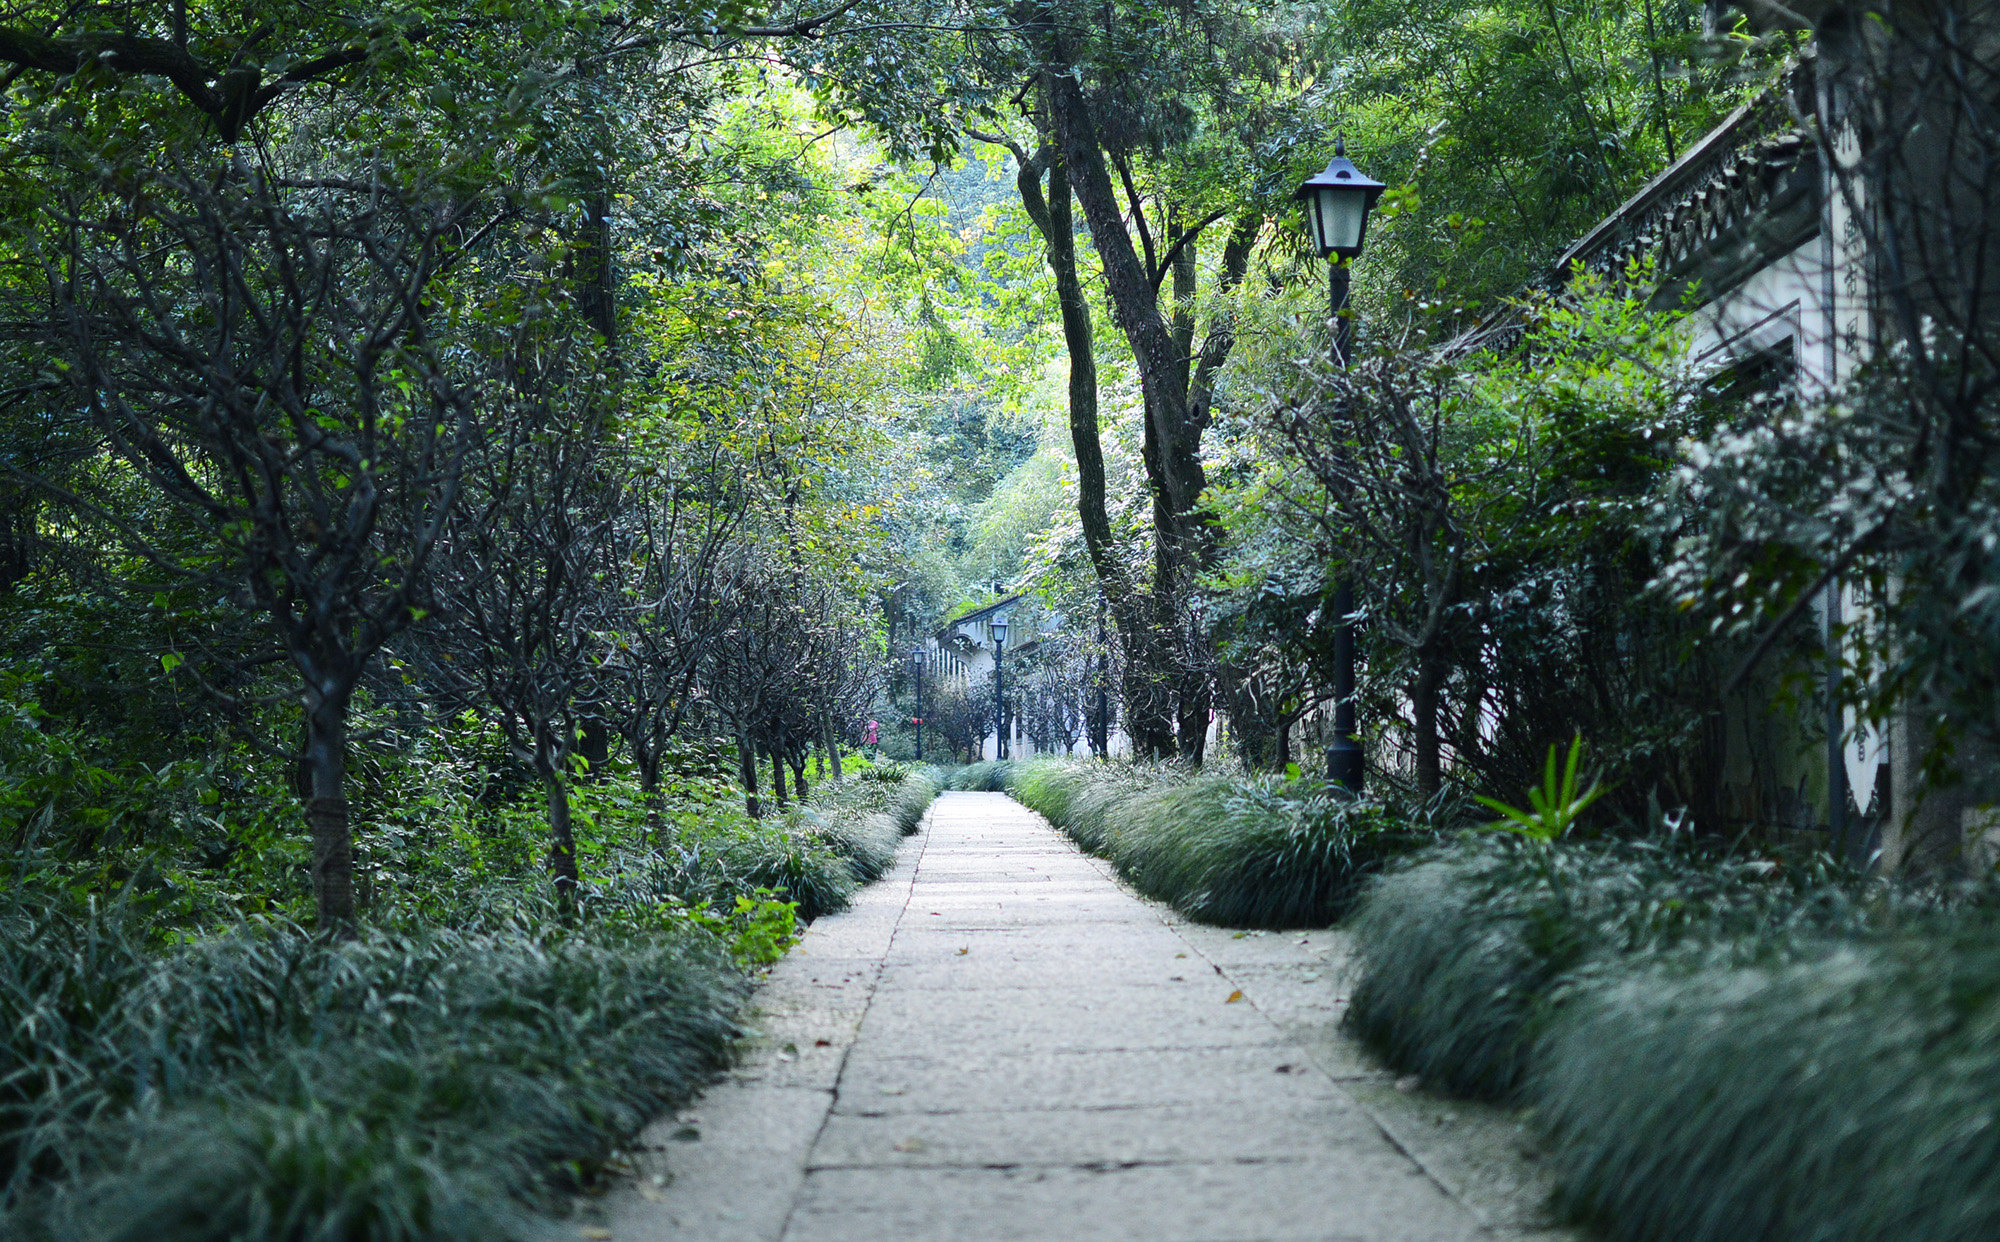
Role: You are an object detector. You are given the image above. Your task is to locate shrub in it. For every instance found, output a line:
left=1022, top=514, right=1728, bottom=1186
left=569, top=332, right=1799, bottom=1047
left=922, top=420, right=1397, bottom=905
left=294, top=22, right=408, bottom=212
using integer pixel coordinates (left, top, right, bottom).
left=945, top=760, right=1013, bottom=791
left=1342, top=835, right=1877, bottom=1099
left=0, top=767, right=944, bottom=1240
left=1536, top=915, right=2000, bottom=1242
left=0, top=886, right=746, bottom=1242
left=586, top=819, right=854, bottom=924
left=794, top=806, right=901, bottom=883
left=887, top=767, right=944, bottom=835
left=1009, top=759, right=1151, bottom=852
left=789, top=766, right=942, bottom=883
left=1010, top=759, right=1429, bottom=928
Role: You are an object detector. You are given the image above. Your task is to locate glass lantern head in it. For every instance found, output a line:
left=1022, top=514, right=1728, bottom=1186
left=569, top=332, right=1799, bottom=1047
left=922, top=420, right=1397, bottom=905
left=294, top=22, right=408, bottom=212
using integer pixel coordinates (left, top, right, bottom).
left=1295, top=139, right=1386, bottom=259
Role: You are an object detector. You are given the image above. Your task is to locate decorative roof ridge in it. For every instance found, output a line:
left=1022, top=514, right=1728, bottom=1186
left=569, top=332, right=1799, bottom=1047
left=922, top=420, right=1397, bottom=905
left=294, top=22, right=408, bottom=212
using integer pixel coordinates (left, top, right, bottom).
left=936, top=593, right=1025, bottom=632
left=1441, top=56, right=1818, bottom=358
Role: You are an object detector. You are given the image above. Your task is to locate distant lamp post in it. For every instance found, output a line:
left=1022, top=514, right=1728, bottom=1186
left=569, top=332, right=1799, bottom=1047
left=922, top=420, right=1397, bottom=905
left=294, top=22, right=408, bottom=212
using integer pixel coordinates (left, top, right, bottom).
left=1296, top=138, right=1384, bottom=795
left=910, top=647, right=925, bottom=762
left=990, top=615, right=1010, bottom=761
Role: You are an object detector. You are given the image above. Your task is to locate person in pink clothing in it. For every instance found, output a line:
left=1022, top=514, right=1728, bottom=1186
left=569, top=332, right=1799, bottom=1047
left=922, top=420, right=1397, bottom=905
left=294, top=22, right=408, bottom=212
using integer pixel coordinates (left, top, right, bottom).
left=864, top=719, right=880, bottom=746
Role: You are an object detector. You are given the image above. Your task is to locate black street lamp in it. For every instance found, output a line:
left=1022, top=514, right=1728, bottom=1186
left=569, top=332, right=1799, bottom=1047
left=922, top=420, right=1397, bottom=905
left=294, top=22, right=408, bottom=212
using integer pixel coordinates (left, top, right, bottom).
left=1295, top=138, right=1384, bottom=796
left=909, top=647, right=925, bottom=762
left=990, top=614, right=1010, bottom=760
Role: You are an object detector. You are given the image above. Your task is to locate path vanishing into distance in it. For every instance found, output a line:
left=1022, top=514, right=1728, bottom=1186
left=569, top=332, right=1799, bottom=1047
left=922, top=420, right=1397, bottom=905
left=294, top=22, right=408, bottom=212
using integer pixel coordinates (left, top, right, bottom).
left=601, top=792, right=1579, bottom=1242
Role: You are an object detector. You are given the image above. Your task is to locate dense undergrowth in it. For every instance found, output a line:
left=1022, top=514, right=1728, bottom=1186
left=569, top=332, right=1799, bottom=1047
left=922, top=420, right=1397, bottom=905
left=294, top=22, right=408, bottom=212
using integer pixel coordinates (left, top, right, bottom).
left=1345, top=831, right=2000, bottom=1242
left=1007, top=758, right=1429, bottom=927
left=0, top=763, right=941, bottom=1242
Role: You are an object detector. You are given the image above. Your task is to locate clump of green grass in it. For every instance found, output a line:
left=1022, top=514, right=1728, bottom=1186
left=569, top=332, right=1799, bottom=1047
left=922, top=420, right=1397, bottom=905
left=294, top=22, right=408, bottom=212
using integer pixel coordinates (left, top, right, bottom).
left=1009, top=759, right=1152, bottom=852
left=1009, top=759, right=1427, bottom=928
left=1, top=885, right=746, bottom=1242
left=946, top=760, right=1014, bottom=791
left=599, top=822, right=853, bottom=922
left=1116, top=774, right=1425, bottom=926
left=887, top=767, right=943, bottom=834
left=1342, top=835, right=1878, bottom=1099
left=792, top=766, right=942, bottom=882
left=0, top=766, right=946, bottom=1241
left=590, top=768, right=939, bottom=921
left=1535, top=913, right=2000, bottom=1242
left=795, top=805, right=900, bottom=883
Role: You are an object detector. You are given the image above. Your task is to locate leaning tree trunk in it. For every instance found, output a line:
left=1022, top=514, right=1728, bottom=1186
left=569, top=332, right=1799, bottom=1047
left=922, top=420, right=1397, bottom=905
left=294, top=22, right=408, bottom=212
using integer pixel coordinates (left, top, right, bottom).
left=636, top=741, right=664, bottom=845
left=1015, top=142, right=1179, bottom=759
left=1412, top=654, right=1447, bottom=801
left=822, top=716, right=844, bottom=784
left=301, top=690, right=357, bottom=932
left=737, top=729, right=762, bottom=819
left=539, top=742, right=581, bottom=905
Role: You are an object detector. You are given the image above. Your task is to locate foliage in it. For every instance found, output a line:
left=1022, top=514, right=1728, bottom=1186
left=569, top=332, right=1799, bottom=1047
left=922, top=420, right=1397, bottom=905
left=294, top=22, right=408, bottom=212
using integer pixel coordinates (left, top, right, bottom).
left=1537, top=913, right=2000, bottom=1242
left=1322, top=0, right=1791, bottom=311
left=1010, top=759, right=1431, bottom=927
left=1217, top=265, right=1736, bottom=819
left=887, top=768, right=947, bottom=835
left=1343, top=833, right=1887, bottom=1100
left=946, top=760, right=1016, bottom=792
left=1475, top=735, right=1609, bottom=843
left=0, top=880, right=746, bottom=1242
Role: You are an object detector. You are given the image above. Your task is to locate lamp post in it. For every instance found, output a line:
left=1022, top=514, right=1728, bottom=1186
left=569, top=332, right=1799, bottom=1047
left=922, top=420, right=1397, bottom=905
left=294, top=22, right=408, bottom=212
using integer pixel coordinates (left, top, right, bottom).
left=1295, top=138, right=1385, bottom=796
left=990, top=614, right=1010, bottom=761
left=910, top=647, right=925, bottom=762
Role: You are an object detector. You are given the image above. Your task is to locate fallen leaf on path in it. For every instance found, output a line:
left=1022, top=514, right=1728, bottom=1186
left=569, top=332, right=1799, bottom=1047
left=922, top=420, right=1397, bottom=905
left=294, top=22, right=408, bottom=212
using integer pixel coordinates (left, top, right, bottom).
left=1225, top=990, right=1244, bottom=1003
left=814, top=1038, right=832, bottom=1047
left=893, top=1138, right=926, bottom=1152
left=956, top=948, right=969, bottom=955
left=580, top=1229, right=614, bottom=1240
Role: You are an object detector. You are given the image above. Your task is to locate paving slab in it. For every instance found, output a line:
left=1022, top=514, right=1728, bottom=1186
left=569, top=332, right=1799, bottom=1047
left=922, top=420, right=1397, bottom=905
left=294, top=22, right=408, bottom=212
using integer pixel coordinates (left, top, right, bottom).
left=602, top=789, right=1582, bottom=1242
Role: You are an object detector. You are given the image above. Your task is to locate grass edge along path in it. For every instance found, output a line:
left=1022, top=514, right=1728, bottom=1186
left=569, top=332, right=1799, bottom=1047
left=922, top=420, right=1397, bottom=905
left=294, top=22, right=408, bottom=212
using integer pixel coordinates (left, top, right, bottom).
left=0, top=767, right=944, bottom=1242
left=1345, top=832, right=2000, bottom=1242
left=1004, top=758, right=1428, bottom=929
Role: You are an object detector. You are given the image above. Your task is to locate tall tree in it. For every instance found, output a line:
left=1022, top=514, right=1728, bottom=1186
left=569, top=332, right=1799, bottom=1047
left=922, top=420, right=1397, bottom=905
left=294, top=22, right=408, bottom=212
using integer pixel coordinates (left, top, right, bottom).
left=20, top=152, right=495, bottom=928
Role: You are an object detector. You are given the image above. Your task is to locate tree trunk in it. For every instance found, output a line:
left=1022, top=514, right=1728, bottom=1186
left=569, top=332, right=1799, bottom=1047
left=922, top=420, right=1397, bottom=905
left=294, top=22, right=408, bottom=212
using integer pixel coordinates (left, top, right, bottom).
left=769, top=748, right=787, bottom=809
left=1014, top=125, right=1180, bottom=760
left=1413, top=655, right=1446, bottom=800
left=543, top=758, right=581, bottom=906
left=576, top=708, right=611, bottom=781
left=823, top=715, right=844, bottom=783
left=738, top=728, right=762, bottom=818
left=791, top=747, right=809, bottom=802
left=1177, top=669, right=1211, bottom=765
left=301, top=695, right=356, bottom=932
left=637, top=744, right=663, bottom=845
left=573, top=52, right=618, bottom=354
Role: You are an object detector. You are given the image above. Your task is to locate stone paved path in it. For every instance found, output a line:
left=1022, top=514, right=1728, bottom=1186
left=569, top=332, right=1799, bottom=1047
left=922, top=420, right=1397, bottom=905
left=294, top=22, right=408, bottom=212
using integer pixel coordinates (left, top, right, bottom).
left=603, top=792, right=1576, bottom=1242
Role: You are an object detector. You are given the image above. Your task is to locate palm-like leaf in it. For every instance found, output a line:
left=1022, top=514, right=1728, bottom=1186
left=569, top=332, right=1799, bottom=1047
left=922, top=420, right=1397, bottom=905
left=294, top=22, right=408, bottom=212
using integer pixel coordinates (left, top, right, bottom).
left=1475, top=734, right=1608, bottom=842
